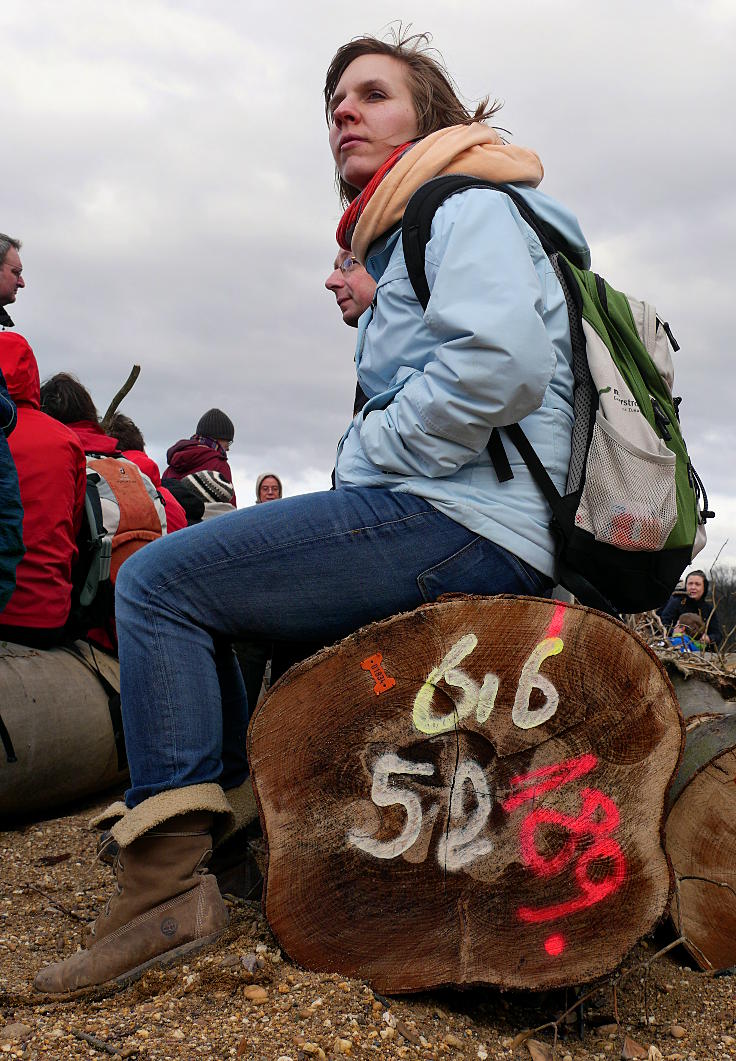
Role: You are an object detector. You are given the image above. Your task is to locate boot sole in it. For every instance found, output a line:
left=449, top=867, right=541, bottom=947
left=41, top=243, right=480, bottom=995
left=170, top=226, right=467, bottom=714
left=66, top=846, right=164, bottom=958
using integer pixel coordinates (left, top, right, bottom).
left=32, top=927, right=226, bottom=1001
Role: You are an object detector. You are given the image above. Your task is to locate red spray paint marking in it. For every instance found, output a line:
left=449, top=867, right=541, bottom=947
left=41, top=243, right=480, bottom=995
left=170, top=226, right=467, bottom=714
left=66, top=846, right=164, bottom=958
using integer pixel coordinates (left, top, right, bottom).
left=502, top=753, right=598, bottom=814
left=545, top=601, right=567, bottom=640
left=360, top=652, right=396, bottom=696
left=518, top=836, right=626, bottom=923
left=544, top=933, right=566, bottom=956
left=503, top=753, right=627, bottom=929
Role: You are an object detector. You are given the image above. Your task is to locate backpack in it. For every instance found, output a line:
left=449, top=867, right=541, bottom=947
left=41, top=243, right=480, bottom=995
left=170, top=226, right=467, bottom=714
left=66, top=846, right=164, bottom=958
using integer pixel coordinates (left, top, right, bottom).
left=401, top=175, right=713, bottom=615
left=69, top=454, right=167, bottom=633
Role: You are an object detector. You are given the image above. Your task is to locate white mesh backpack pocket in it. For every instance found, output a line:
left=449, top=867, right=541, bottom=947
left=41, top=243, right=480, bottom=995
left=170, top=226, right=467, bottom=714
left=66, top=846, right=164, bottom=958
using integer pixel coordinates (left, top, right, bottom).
left=575, top=412, right=677, bottom=551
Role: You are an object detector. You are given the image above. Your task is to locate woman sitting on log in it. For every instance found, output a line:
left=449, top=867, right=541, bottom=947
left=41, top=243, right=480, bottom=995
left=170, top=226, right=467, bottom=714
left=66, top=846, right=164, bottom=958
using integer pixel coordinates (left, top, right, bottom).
left=35, top=30, right=590, bottom=994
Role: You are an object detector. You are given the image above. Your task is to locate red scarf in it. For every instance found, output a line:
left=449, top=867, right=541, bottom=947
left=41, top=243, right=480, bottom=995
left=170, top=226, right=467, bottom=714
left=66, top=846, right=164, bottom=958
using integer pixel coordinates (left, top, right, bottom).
left=336, top=141, right=415, bottom=251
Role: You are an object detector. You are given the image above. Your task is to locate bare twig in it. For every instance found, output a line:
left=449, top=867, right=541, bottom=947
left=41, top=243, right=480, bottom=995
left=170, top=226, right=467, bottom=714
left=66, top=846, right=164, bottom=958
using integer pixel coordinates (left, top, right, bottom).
left=0, top=878, right=87, bottom=924
left=100, top=365, right=141, bottom=433
left=72, top=1030, right=125, bottom=1056
left=524, top=935, right=692, bottom=1042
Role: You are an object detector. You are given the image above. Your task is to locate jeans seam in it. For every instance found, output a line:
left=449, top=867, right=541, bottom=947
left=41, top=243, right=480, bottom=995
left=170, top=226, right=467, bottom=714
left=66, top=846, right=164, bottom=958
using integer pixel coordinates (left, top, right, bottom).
left=139, top=507, right=440, bottom=601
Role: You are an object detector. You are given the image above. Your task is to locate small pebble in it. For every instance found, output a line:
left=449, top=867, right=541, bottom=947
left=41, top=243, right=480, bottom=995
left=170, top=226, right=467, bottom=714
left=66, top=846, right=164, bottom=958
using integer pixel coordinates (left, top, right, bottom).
left=334, top=1038, right=352, bottom=1055
left=380, top=1028, right=396, bottom=1041
left=0, top=1026, right=31, bottom=1043
left=444, top=1032, right=464, bottom=1049
left=669, top=1025, right=687, bottom=1039
left=244, top=985, right=268, bottom=1003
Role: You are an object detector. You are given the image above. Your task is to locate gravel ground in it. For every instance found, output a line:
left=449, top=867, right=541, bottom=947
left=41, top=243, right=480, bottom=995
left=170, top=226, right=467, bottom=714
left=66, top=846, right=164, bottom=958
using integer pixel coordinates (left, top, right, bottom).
left=1, top=791, right=734, bottom=1061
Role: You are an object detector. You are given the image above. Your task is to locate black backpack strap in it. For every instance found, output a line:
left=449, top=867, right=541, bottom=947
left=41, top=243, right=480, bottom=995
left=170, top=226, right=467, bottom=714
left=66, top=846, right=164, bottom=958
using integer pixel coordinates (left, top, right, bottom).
left=403, top=175, right=562, bottom=312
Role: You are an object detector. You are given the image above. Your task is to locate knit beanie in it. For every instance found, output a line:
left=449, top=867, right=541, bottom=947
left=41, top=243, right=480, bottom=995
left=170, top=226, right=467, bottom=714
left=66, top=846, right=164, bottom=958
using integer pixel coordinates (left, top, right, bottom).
left=256, top=472, right=283, bottom=502
left=196, top=408, right=235, bottom=442
left=185, top=470, right=235, bottom=505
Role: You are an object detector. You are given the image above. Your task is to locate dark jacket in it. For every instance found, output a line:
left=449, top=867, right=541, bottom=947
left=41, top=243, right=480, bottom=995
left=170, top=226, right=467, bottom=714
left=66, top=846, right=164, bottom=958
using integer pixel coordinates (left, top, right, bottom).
left=164, top=436, right=236, bottom=505
left=0, top=334, right=86, bottom=629
left=660, top=591, right=723, bottom=648
left=0, top=364, right=24, bottom=613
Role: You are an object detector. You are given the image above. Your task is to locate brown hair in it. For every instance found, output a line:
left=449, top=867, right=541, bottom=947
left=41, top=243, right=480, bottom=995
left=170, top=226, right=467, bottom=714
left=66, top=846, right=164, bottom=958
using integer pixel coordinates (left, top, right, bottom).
left=109, top=412, right=146, bottom=452
left=39, top=372, right=99, bottom=425
left=675, top=612, right=705, bottom=639
left=324, top=30, right=502, bottom=205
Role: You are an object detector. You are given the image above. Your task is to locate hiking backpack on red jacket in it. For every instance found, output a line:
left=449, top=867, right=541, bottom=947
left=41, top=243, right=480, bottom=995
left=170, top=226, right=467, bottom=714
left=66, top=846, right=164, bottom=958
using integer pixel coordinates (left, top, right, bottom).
left=70, top=453, right=167, bottom=636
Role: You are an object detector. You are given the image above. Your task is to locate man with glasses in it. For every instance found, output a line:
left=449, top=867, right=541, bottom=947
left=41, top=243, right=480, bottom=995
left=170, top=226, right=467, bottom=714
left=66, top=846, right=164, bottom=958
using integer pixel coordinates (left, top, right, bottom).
left=325, top=247, right=376, bottom=328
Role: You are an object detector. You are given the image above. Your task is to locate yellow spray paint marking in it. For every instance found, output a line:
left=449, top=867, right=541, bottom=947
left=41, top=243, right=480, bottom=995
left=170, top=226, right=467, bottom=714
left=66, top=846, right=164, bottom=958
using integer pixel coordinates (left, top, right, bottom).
left=512, top=637, right=564, bottom=730
left=412, top=630, right=564, bottom=736
left=412, top=634, right=496, bottom=735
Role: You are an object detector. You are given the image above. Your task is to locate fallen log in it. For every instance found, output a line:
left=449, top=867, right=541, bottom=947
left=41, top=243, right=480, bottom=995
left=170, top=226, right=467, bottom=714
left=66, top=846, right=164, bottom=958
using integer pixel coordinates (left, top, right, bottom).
left=0, top=640, right=127, bottom=817
left=249, top=595, right=683, bottom=992
left=665, top=708, right=736, bottom=971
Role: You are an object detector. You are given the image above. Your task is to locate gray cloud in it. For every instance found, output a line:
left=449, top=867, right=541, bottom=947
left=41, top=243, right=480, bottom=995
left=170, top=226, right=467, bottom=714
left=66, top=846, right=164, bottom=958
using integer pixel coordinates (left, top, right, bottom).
left=3, top=0, right=734, bottom=571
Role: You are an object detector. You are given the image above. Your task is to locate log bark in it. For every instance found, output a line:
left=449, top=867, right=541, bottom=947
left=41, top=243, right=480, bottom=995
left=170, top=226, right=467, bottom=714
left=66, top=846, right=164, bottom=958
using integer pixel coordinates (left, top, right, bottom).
left=249, top=595, right=683, bottom=992
left=665, top=709, right=736, bottom=971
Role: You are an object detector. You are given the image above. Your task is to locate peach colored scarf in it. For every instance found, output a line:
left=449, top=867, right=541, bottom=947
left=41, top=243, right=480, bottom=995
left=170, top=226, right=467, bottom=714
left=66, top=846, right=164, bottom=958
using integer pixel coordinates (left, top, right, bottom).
left=349, top=123, right=544, bottom=264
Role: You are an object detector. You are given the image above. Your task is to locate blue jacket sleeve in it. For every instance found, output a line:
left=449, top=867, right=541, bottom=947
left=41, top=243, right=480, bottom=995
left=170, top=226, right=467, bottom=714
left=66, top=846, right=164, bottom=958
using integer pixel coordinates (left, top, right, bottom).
left=0, top=369, right=17, bottom=438
left=359, top=189, right=556, bottom=478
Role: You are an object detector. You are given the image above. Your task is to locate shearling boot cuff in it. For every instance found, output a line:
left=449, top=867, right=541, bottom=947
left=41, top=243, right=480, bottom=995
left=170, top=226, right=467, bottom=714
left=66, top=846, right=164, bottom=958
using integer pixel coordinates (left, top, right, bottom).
left=110, top=784, right=234, bottom=848
left=88, top=801, right=128, bottom=832
left=219, top=778, right=259, bottom=845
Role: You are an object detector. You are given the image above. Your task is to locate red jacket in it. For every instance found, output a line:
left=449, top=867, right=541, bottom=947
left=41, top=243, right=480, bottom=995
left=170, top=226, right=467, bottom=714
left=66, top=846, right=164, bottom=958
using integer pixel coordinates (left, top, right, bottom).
left=66, top=424, right=187, bottom=534
left=0, top=334, right=87, bottom=630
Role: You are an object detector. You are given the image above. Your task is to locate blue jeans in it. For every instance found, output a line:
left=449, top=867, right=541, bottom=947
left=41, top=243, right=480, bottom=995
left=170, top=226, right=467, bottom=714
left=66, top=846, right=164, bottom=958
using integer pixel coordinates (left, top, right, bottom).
left=115, top=486, right=551, bottom=807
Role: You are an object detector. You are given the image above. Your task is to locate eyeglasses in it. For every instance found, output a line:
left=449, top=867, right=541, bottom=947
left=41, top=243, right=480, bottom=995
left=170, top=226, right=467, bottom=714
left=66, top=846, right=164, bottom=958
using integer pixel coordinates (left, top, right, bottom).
left=339, top=255, right=360, bottom=276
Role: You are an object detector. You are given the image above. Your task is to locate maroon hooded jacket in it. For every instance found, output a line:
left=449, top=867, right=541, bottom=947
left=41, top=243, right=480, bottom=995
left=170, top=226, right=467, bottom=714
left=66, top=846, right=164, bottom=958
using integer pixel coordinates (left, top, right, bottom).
left=0, top=334, right=87, bottom=630
left=164, top=437, right=236, bottom=506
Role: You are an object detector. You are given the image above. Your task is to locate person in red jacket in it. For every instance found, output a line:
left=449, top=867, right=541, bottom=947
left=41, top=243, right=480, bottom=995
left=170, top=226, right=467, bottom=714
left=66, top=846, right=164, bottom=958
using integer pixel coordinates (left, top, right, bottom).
left=0, top=335, right=86, bottom=647
left=108, top=413, right=187, bottom=534
left=40, top=376, right=186, bottom=534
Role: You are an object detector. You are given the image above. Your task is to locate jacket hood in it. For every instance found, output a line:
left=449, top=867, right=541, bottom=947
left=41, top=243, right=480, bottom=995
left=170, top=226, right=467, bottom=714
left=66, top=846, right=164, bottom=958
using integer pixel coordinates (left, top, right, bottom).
left=68, top=420, right=119, bottom=454
left=255, top=472, right=283, bottom=502
left=166, top=437, right=205, bottom=469
left=0, top=332, right=40, bottom=409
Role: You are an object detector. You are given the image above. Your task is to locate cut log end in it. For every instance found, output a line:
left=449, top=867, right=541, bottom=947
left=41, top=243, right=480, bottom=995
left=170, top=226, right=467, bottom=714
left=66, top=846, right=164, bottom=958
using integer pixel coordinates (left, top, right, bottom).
left=250, top=595, right=683, bottom=992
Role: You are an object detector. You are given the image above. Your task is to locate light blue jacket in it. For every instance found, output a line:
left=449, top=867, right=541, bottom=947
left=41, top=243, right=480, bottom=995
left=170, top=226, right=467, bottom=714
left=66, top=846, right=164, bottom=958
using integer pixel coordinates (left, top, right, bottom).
left=334, top=184, right=590, bottom=578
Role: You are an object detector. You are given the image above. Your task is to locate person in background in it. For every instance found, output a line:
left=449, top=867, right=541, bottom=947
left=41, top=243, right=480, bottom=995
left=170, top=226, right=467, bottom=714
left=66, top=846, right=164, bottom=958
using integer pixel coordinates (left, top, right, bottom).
left=108, top=413, right=187, bottom=533
left=0, top=234, right=25, bottom=609
left=0, top=233, right=24, bottom=331
left=669, top=612, right=705, bottom=653
left=183, top=470, right=236, bottom=520
left=40, top=373, right=119, bottom=456
left=659, top=569, right=723, bottom=649
left=0, top=367, right=23, bottom=613
left=0, top=336, right=86, bottom=646
left=164, top=408, right=236, bottom=505
left=235, top=473, right=285, bottom=721
left=324, top=247, right=376, bottom=328
left=256, top=473, right=282, bottom=503
left=325, top=247, right=376, bottom=417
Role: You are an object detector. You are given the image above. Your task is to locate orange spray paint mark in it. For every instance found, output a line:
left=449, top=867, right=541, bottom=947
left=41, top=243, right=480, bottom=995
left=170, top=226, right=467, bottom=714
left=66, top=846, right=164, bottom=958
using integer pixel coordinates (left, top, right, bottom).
left=360, top=652, right=396, bottom=696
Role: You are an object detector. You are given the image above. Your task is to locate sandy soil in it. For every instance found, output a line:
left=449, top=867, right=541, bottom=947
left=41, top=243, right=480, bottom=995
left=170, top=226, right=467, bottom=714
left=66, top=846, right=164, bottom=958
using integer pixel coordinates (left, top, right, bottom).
left=1, top=791, right=734, bottom=1061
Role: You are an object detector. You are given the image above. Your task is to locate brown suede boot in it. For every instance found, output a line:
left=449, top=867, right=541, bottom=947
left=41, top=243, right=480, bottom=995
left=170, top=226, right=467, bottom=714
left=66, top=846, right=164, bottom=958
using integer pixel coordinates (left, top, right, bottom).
left=34, top=811, right=228, bottom=995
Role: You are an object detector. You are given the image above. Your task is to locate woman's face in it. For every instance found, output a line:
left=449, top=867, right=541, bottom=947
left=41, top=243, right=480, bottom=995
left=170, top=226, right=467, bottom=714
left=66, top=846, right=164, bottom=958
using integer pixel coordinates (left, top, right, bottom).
left=685, top=574, right=705, bottom=600
left=328, top=53, right=419, bottom=192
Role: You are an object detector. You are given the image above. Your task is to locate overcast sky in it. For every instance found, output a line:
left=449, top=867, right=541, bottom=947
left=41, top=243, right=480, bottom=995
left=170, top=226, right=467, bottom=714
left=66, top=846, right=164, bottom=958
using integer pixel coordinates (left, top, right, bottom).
left=3, top=0, right=734, bottom=575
